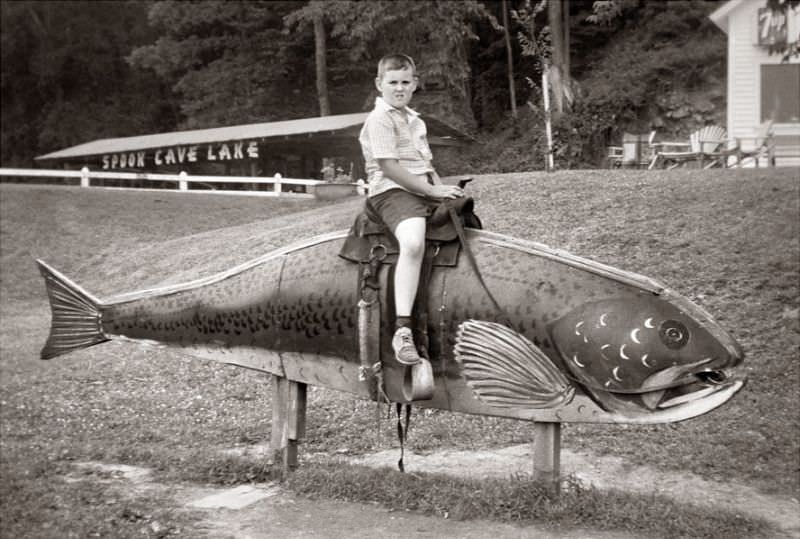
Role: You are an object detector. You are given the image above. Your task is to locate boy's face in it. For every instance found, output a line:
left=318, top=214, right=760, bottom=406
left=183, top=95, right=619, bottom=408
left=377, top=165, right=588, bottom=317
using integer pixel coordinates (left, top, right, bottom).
left=375, top=66, right=417, bottom=109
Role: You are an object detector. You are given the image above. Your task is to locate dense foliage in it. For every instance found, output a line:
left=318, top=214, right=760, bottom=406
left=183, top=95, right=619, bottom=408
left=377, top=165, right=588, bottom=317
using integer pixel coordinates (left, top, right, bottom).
left=552, top=0, right=728, bottom=167
left=0, top=0, right=177, bottom=166
left=0, top=0, right=749, bottom=169
left=128, top=1, right=316, bottom=128
left=283, top=0, right=493, bottom=128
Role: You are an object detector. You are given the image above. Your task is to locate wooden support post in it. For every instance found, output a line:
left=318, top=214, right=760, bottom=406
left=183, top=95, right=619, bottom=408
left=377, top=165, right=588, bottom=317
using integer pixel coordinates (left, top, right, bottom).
left=270, top=375, right=288, bottom=462
left=532, top=422, right=561, bottom=486
left=270, top=375, right=307, bottom=473
left=284, top=380, right=307, bottom=471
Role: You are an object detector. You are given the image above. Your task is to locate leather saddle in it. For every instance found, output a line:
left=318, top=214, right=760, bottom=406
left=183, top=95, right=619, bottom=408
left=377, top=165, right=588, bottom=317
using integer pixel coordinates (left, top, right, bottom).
left=338, top=195, right=482, bottom=267
left=341, top=179, right=482, bottom=406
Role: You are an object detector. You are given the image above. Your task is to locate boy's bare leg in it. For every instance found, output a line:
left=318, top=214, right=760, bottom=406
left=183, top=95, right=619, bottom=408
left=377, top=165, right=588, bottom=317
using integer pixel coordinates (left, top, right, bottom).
left=393, top=217, right=426, bottom=316
left=392, top=217, right=426, bottom=365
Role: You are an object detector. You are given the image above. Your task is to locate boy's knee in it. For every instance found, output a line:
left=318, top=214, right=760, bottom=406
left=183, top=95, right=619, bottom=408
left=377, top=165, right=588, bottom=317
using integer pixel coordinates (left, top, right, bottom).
left=398, top=234, right=425, bottom=258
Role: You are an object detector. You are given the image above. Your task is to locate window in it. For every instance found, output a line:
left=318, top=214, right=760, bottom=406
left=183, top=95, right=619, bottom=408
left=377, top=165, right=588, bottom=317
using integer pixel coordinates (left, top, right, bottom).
left=761, top=64, right=800, bottom=123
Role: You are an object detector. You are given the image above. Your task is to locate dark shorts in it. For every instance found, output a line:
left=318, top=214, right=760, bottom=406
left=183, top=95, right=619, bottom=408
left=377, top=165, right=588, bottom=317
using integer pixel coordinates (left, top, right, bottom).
left=368, top=188, right=438, bottom=234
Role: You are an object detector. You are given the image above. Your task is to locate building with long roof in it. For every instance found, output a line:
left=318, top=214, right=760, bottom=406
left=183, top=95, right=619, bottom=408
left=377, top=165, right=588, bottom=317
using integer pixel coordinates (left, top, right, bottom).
left=36, top=112, right=474, bottom=182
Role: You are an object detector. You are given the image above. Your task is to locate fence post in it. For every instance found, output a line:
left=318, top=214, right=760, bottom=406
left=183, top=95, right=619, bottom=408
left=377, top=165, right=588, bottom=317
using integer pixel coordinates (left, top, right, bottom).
left=273, top=173, right=282, bottom=196
left=80, top=166, right=90, bottom=188
left=178, top=170, right=188, bottom=191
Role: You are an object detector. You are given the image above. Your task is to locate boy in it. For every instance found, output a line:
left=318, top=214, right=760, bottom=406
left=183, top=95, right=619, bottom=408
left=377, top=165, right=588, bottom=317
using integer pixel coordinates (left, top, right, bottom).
left=358, top=53, right=463, bottom=366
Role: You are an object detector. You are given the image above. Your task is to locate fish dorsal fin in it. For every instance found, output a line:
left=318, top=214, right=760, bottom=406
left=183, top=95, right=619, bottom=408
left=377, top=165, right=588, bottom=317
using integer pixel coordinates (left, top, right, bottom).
left=454, top=320, right=574, bottom=409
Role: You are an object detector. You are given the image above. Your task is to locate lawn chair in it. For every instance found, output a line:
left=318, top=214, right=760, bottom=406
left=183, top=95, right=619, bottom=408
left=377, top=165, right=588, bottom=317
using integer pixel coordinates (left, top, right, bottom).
left=649, top=125, right=734, bottom=170
left=607, top=131, right=656, bottom=168
left=731, top=121, right=775, bottom=168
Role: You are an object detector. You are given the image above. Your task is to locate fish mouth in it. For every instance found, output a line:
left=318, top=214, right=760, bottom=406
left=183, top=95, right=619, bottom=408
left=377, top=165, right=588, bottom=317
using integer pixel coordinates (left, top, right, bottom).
left=639, top=365, right=741, bottom=410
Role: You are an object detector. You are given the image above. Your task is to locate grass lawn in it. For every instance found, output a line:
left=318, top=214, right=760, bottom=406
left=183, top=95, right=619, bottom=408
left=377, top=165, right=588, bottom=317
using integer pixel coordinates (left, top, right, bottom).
left=1, top=168, right=797, bottom=538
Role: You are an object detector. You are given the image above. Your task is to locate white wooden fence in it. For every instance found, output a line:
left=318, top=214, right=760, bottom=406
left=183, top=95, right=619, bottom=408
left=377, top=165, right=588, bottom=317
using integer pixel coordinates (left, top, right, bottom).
left=0, top=167, right=334, bottom=197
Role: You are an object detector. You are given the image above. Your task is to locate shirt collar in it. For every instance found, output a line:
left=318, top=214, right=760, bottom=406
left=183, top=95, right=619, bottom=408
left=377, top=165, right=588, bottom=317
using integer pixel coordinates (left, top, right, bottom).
left=374, top=96, right=419, bottom=117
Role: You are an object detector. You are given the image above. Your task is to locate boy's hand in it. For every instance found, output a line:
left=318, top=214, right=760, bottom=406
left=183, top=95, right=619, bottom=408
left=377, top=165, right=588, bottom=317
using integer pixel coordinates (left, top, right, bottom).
left=376, top=160, right=464, bottom=200
left=426, top=184, right=464, bottom=200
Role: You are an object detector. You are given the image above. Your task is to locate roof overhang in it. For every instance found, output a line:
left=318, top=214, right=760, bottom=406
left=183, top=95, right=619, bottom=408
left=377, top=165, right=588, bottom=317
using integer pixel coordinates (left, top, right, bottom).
left=36, top=112, right=474, bottom=162
left=710, top=0, right=749, bottom=33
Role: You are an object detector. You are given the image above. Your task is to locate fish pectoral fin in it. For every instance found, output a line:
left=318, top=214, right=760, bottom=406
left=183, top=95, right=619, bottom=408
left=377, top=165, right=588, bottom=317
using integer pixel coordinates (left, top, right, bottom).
left=454, top=320, right=574, bottom=409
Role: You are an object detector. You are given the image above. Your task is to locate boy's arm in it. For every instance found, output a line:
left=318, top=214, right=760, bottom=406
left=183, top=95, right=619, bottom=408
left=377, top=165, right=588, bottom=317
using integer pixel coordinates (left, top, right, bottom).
left=378, top=159, right=462, bottom=200
left=377, top=159, right=433, bottom=195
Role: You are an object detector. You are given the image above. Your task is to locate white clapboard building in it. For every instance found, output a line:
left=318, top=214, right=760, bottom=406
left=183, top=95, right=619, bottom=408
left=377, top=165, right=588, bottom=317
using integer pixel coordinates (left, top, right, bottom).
left=710, top=0, right=800, bottom=167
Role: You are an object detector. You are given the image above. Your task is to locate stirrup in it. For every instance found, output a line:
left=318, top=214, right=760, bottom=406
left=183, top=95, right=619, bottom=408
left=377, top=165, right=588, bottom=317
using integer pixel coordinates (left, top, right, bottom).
left=402, top=357, right=434, bottom=402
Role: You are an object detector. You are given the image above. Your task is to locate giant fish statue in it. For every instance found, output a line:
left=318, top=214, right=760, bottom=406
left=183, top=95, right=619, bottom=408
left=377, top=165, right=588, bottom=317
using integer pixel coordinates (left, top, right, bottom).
left=37, top=227, right=745, bottom=424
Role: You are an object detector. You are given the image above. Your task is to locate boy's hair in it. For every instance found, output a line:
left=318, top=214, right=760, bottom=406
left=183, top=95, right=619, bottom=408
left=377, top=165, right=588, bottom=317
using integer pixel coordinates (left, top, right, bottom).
left=376, top=54, right=416, bottom=80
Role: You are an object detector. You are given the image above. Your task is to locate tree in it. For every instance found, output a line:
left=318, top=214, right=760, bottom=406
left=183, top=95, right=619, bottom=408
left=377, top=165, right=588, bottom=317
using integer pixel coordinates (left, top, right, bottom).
left=281, top=1, right=332, bottom=116
left=132, top=1, right=496, bottom=130
left=547, top=0, right=569, bottom=115
left=585, top=0, right=638, bottom=25
left=287, top=0, right=495, bottom=129
left=0, top=0, right=177, bottom=165
left=587, top=0, right=799, bottom=61
left=313, top=12, right=331, bottom=116
left=129, top=1, right=315, bottom=128
left=513, top=0, right=574, bottom=115
left=513, top=1, right=548, bottom=87
left=501, top=0, right=518, bottom=119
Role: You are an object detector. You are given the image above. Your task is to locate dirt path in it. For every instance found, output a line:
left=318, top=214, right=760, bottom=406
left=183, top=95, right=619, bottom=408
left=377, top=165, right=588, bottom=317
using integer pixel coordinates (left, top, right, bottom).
left=70, top=443, right=799, bottom=539
left=351, top=444, right=800, bottom=538
left=70, top=461, right=633, bottom=539
left=176, top=484, right=630, bottom=539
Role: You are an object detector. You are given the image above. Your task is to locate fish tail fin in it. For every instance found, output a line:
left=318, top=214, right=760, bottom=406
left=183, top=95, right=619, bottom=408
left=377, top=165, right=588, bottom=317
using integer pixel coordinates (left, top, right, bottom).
left=37, top=260, right=109, bottom=359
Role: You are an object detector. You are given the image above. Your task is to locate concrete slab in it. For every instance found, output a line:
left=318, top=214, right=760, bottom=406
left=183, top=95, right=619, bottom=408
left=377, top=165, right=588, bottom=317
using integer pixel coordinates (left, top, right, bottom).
left=187, top=483, right=280, bottom=510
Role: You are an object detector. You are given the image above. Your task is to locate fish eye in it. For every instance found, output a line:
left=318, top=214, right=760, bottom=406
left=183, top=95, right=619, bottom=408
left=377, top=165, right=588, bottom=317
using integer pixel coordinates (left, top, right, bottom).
left=659, top=320, right=689, bottom=349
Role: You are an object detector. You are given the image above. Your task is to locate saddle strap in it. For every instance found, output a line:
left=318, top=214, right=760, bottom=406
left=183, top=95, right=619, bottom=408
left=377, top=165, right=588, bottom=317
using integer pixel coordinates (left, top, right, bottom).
left=358, top=255, right=388, bottom=402
left=395, top=402, right=412, bottom=472
left=411, top=244, right=437, bottom=360
left=445, top=201, right=515, bottom=328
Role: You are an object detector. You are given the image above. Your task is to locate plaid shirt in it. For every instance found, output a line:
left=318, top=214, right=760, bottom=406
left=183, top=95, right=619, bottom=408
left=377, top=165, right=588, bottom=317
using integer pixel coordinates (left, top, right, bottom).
left=359, top=97, right=435, bottom=197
